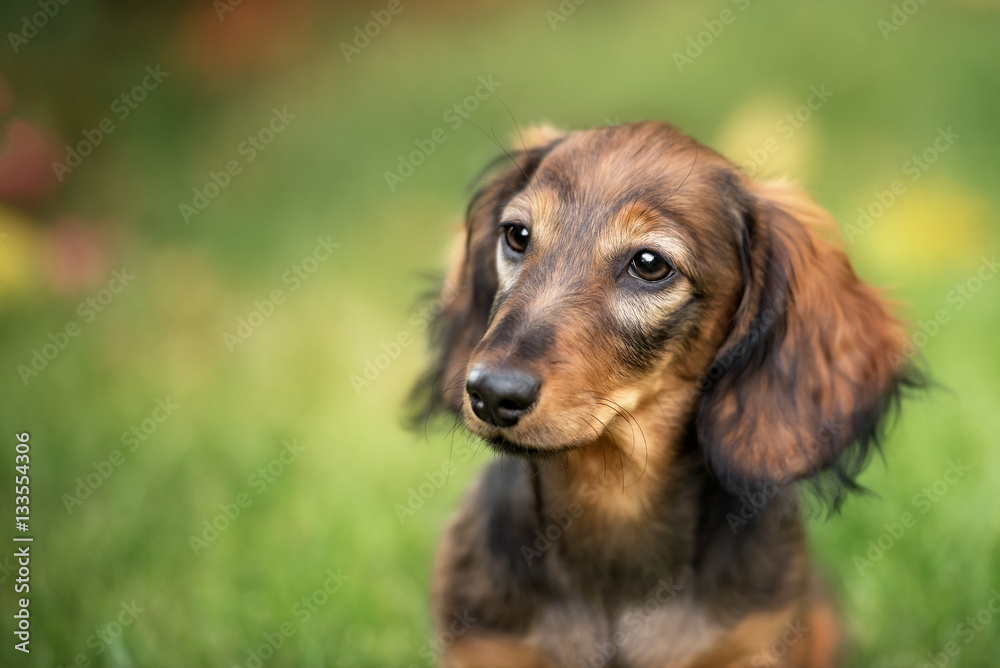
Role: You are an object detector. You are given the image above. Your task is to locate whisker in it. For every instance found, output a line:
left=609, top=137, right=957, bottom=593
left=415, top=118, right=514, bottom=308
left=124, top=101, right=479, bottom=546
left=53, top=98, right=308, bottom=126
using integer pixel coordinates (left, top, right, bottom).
left=421, top=356, right=471, bottom=442
left=597, top=400, right=636, bottom=454
left=591, top=395, right=649, bottom=488
left=654, top=144, right=700, bottom=208
left=581, top=414, right=602, bottom=441
left=443, top=413, right=464, bottom=442
left=601, top=397, right=649, bottom=483
left=446, top=416, right=459, bottom=479
left=468, top=118, right=529, bottom=184
left=493, top=93, right=529, bottom=156
left=587, top=398, right=626, bottom=493
left=614, top=436, right=625, bottom=494
left=587, top=411, right=611, bottom=477
left=447, top=415, right=462, bottom=458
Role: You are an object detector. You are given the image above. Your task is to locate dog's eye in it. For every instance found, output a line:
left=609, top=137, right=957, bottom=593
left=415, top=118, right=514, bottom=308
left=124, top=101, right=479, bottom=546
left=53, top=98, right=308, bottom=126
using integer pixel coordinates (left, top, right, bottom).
left=502, top=223, right=530, bottom=254
left=629, top=250, right=674, bottom=282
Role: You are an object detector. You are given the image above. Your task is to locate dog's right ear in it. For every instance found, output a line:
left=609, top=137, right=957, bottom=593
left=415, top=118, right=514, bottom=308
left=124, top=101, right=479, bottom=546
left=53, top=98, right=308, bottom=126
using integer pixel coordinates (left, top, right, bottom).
left=697, top=177, right=920, bottom=508
left=413, top=128, right=564, bottom=420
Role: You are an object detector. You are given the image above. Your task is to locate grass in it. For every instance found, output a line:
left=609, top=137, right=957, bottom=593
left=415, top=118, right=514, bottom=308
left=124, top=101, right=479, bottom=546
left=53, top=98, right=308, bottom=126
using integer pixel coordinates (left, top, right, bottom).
left=1, top=0, right=998, bottom=665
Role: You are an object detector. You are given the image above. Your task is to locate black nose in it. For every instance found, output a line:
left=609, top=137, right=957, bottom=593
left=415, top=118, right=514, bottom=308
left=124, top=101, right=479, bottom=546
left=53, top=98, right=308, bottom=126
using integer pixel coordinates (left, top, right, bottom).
left=466, top=364, right=541, bottom=427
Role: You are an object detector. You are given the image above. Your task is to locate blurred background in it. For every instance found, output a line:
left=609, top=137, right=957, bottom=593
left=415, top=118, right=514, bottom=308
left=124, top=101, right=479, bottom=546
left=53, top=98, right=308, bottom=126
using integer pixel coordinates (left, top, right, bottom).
left=1, top=1, right=998, bottom=666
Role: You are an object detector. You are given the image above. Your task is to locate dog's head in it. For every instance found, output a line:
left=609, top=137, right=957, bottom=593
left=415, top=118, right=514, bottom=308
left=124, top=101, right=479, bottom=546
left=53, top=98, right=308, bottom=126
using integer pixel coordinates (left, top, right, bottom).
left=418, top=121, right=918, bottom=501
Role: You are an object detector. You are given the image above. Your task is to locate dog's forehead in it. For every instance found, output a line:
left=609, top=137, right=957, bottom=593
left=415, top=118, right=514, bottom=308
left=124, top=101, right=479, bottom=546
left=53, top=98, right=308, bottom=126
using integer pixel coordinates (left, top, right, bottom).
left=506, top=124, right=731, bottom=250
left=539, top=126, right=698, bottom=198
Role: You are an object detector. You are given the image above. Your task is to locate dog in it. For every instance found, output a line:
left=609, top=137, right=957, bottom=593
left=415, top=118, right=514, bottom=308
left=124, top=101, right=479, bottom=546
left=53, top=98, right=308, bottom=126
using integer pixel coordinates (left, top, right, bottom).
left=414, top=121, right=920, bottom=667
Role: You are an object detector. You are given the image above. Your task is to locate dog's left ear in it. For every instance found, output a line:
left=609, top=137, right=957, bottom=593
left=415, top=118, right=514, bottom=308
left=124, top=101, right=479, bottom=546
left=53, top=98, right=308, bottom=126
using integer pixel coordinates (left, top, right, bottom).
left=699, top=177, right=918, bottom=502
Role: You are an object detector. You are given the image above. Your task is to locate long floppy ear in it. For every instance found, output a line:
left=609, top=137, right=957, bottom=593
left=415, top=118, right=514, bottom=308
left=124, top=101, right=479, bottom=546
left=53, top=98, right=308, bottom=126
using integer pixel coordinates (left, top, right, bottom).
left=698, top=178, right=921, bottom=506
left=412, top=127, right=565, bottom=420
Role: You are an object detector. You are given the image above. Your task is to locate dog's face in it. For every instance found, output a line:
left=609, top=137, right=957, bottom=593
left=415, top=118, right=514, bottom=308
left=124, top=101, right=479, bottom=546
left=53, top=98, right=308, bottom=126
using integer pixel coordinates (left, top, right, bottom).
left=423, top=122, right=915, bottom=499
left=458, top=125, right=743, bottom=454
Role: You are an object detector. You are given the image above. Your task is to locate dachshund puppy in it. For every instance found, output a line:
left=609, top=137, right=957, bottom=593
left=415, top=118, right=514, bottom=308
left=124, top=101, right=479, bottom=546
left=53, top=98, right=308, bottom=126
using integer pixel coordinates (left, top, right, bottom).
left=416, top=122, right=918, bottom=667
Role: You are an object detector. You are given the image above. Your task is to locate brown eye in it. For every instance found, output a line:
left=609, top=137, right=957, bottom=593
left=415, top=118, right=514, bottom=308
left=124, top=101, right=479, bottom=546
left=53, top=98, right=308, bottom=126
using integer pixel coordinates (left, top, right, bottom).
left=503, top=223, right=530, bottom=254
left=629, top=250, right=673, bottom=282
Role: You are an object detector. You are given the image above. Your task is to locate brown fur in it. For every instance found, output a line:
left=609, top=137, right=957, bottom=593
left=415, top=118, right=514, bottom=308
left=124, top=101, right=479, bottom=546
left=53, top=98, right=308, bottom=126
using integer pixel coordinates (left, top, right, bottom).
left=416, top=121, right=918, bottom=667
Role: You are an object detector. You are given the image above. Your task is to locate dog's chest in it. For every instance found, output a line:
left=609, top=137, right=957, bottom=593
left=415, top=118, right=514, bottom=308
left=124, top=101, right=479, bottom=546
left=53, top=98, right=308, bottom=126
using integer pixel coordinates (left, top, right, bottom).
left=533, top=590, right=724, bottom=668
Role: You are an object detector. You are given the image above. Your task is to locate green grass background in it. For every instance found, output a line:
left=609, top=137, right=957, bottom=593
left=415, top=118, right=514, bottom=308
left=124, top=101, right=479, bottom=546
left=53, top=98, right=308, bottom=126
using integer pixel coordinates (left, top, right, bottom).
left=0, top=0, right=998, bottom=666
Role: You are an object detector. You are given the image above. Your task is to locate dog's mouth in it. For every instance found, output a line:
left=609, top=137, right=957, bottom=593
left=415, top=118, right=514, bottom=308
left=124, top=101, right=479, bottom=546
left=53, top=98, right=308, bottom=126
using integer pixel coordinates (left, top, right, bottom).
left=461, top=392, right=607, bottom=459
left=482, top=434, right=578, bottom=459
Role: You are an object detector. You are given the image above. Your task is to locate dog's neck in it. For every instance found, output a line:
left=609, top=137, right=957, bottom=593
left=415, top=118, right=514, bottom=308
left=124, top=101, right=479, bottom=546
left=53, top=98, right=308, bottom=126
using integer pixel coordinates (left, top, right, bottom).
left=536, top=413, right=693, bottom=526
left=529, top=390, right=705, bottom=596
left=526, top=389, right=805, bottom=610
